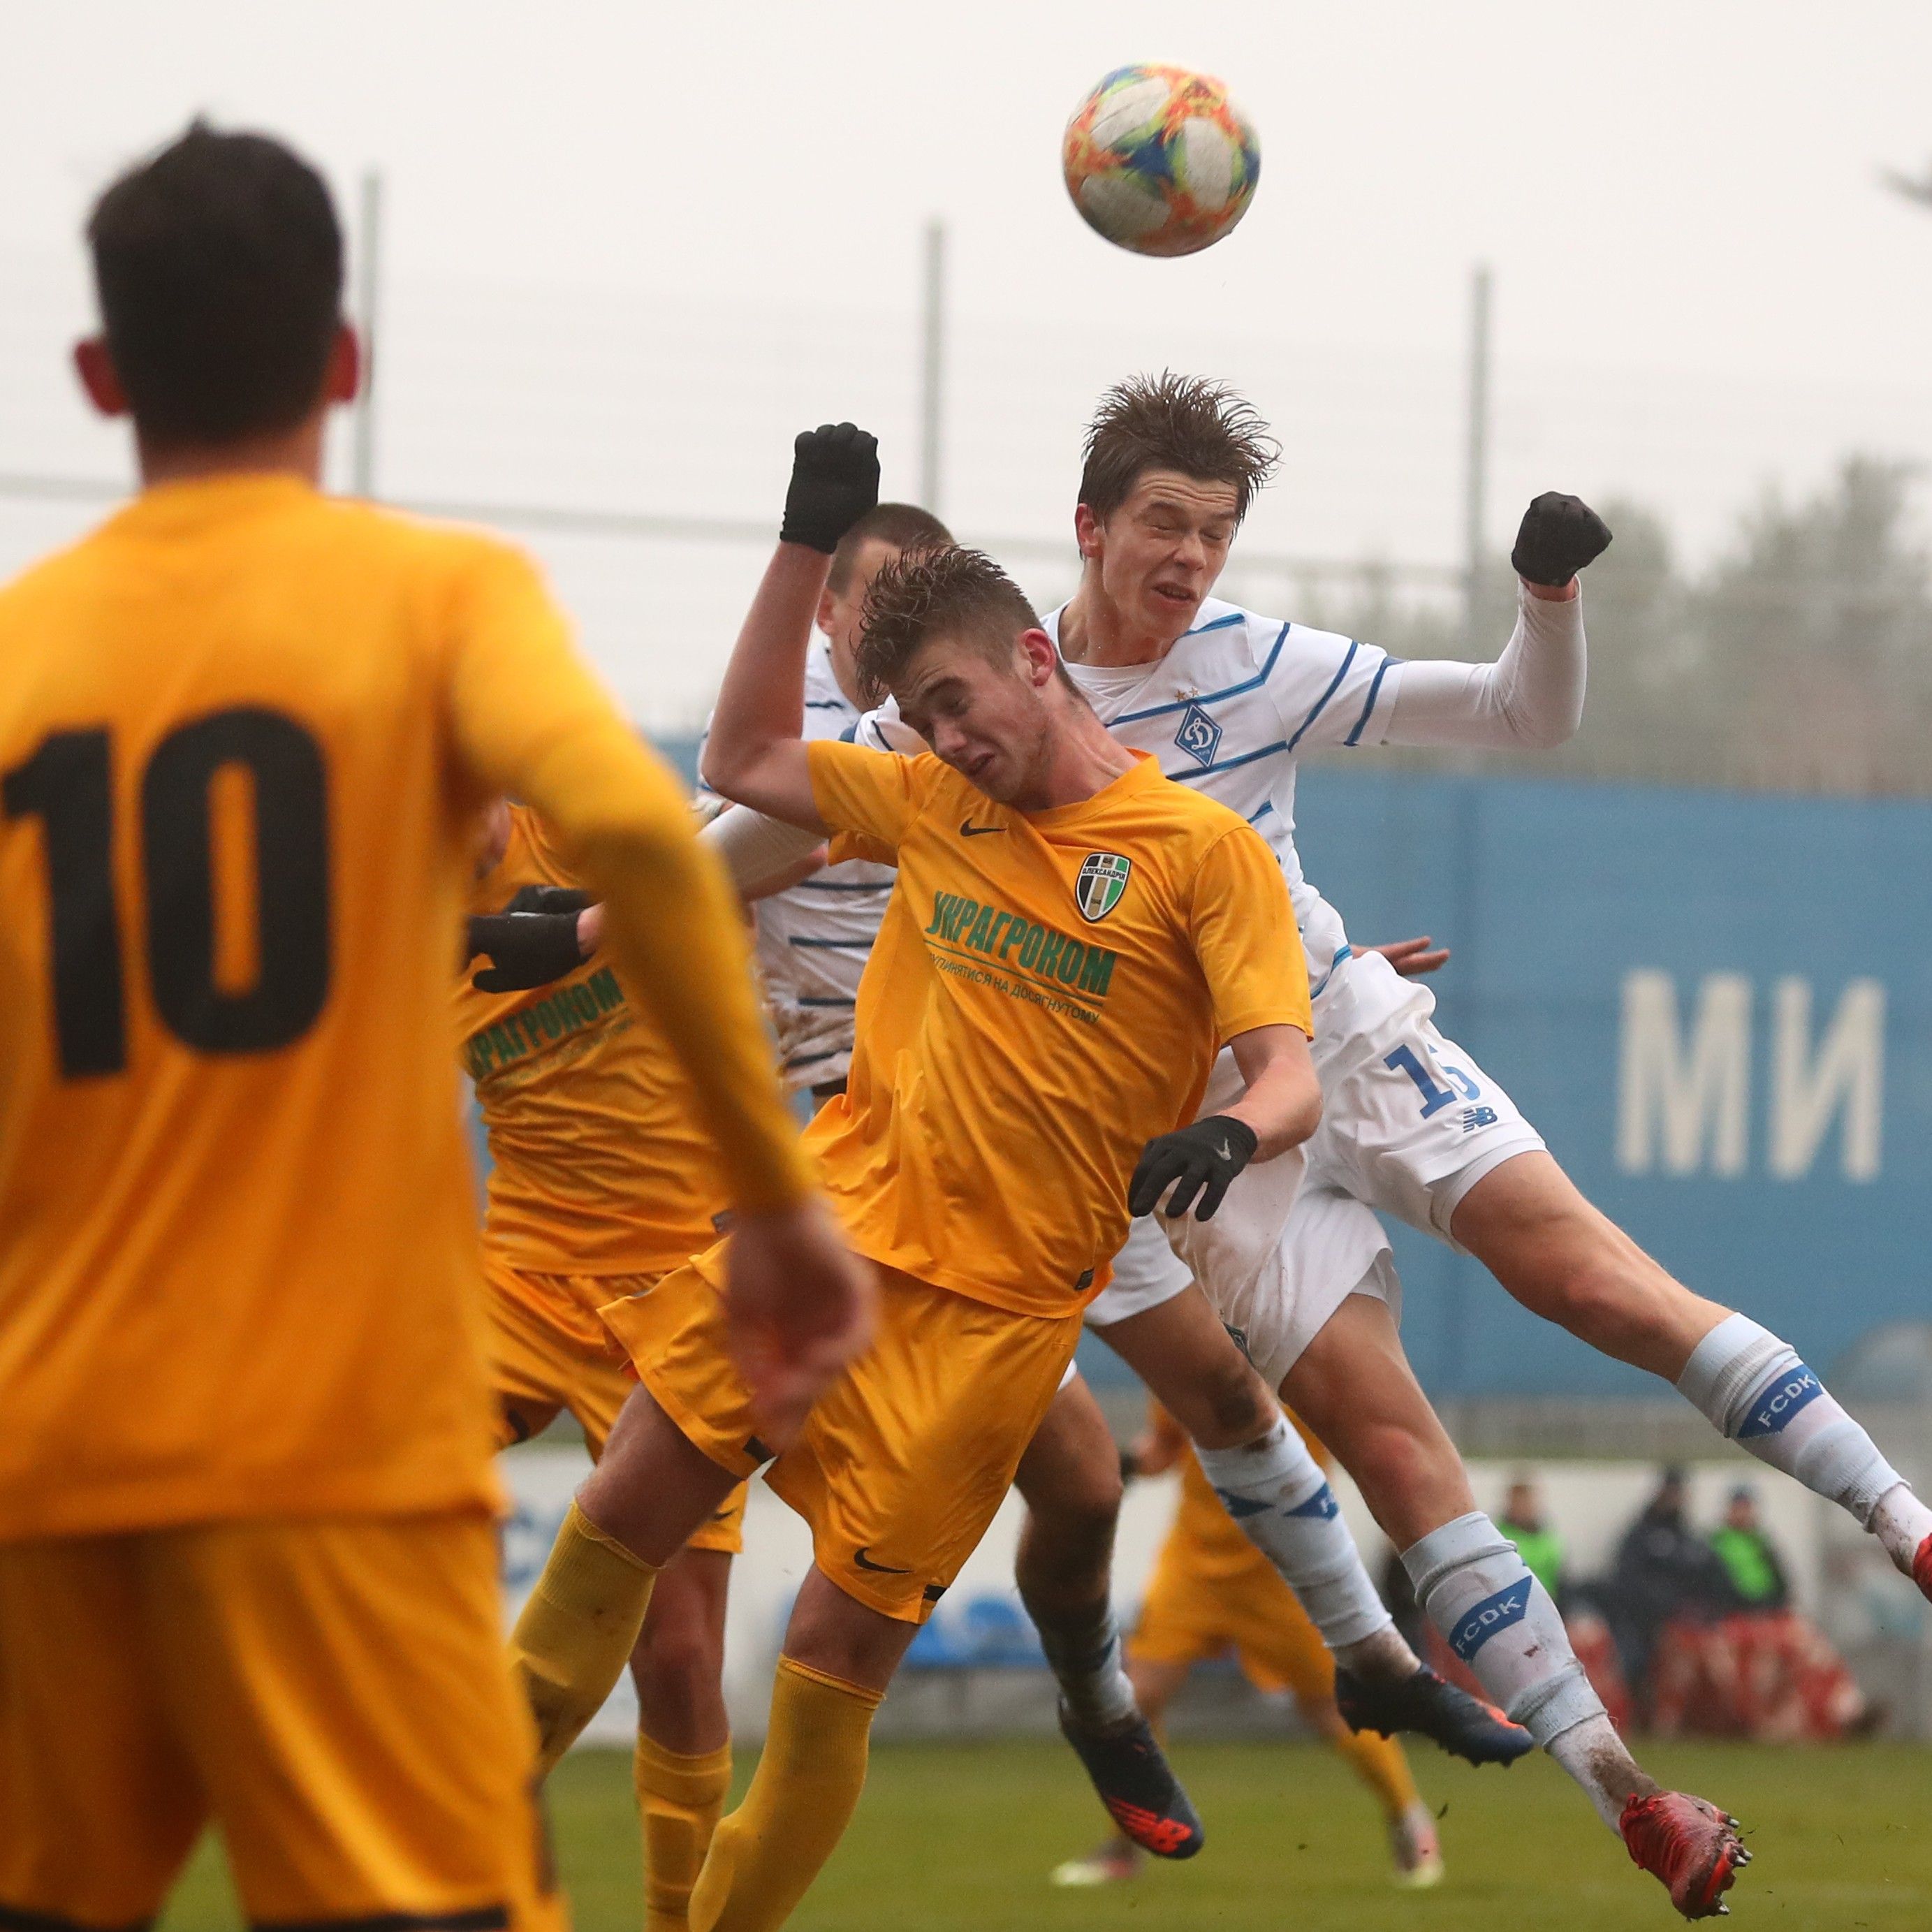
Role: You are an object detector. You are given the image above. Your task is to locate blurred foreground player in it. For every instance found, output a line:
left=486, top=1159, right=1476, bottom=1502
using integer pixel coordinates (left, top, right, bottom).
left=462, top=800, right=750, bottom=1932
left=1051, top=1402, right=1441, bottom=1891
left=511, top=428, right=1325, bottom=1931
left=0, top=125, right=859, bottom=1929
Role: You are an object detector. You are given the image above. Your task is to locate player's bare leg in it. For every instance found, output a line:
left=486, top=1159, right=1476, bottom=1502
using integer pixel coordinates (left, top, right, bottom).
left=1013, top=1377, right=1203, bottom=1857
left=631, top=1549, right=734, bottom=1932
left=1454, top=1150, right=1932, bottom=1596
left=1286, top=1291, right=1747, bottom=1917
left=1094, top=1284, right=1528, bottom=1767
left=687, top=1567, right=912, bottom=1932
left=512, top=1388, right=738, bottom=1772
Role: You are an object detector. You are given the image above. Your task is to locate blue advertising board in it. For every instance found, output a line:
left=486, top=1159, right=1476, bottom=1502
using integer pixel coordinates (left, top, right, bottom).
left=604, top=747, right=1932, bottom=1403
left=1294, top=768, right=1932, bottom=1399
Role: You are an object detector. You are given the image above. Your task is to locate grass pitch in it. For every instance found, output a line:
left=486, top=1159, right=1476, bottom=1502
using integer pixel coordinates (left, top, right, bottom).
left=160, top=1735, right=1932, bottom=1931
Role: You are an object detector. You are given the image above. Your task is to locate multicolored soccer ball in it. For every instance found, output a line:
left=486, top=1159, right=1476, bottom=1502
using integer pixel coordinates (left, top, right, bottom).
left=1062, top=64, right=1260, bottom=257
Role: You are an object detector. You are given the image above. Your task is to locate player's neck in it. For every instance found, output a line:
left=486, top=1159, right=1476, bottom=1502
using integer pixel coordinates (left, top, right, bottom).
left=1014, top=701, right=1138, bottom=811
left=135, top=415, right=328, bottom=492
left=1058, top=575, right=1182, bottom=669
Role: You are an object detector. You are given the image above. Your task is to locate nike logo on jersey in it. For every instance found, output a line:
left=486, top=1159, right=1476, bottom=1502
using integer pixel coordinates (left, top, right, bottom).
left=854, top=1546, right=912, bottom=1575
left=960, top=820, right=1006, bottom=837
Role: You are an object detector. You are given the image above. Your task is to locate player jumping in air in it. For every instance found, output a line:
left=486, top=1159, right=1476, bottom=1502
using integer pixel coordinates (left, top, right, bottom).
left=1051, top=1401, right=1444, bottom=1891
left=725, top=375, right=1829, bottom=1915
left=698, top=531, right=1529, bottom=1861
left=0, top=124, right=864, bottom=1931
left=508, top=424, right=1326, bottom=1932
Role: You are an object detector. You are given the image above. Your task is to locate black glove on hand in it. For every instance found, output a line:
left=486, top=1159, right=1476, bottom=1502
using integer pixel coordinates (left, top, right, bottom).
left=1128, top=1114, right=1260, bottom=1222
left=1511, top=492, right=1612, bottom=586
left=503, top=885, right=593, bottom=918
left=780, top=422, right=880, bottom=553
left=466, top=898, right=590, bottom=993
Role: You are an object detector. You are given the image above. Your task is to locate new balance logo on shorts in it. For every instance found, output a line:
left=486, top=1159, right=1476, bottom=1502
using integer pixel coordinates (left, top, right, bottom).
left=1449, top=1578, right=1533, bottom=1662
left=1461, top=1106, right=1499, bottom=1132
left=1739, top=1367, right=1823, bottom=1439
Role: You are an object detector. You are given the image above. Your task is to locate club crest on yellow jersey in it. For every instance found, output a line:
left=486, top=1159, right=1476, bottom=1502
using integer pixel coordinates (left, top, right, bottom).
left=1076, top=852, right=1132, bottom=923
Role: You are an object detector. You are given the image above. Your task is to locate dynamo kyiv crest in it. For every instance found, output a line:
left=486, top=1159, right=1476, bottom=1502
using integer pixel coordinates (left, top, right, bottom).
left=1076, top=852, right=1132, bottom=923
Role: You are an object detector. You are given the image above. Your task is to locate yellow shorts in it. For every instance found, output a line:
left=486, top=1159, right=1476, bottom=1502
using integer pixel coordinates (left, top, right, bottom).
left=0, top=1513, right=561, bottom=1931
left=603, top=1258, right=1082, bottom=1623
left=486, top=1253, right=744, bottom=1556
left=1131, top=1536, right=1335, bottom=1702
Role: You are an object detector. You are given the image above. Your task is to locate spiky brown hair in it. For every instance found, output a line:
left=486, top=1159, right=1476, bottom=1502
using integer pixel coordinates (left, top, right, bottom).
left=1079, top=371, right=1280, bottom=525
left=854, top=545, right=1041, bottom=707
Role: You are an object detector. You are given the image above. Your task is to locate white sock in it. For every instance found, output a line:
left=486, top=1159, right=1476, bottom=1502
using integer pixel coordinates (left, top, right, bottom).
left=1678, top=1314, right=1915, bottom=1535
left=1036, top=1607, right=1137, bottom=1729
left=1545, top=1715, right=1644, bottom=1833
left=1402, top=1514, right=1605, bottom=1749
left=1196, top=1417, right=1393, bottom=1651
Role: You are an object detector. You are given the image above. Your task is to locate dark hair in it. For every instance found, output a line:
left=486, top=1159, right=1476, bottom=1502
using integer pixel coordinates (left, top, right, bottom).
left=1079, top=371, right=1280, bottom=525
left=87, top=122, right=344, bottom=446
left=827, top=502, right=954, bottom=594
left=854, top=546, right=1040, bottom=707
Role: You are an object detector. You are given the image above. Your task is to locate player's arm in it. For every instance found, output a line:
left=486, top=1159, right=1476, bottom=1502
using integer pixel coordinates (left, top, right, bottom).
left=1379, top=495, right=1611, bottom=752
left=1129, top=826, right=1322, bottom=1222
left=700, top=423, right=881, bottom=829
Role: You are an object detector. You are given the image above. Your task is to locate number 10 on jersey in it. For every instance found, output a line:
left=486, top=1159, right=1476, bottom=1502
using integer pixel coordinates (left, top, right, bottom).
left=2, top=707, right=331, bottom=1077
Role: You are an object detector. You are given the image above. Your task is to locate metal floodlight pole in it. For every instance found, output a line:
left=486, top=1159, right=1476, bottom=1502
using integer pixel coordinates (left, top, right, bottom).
left=1463, top=262, right=1492, bottom=639
left=351, top=170, right=383, bottom=500
left=919, top=217, right=946, bottom=515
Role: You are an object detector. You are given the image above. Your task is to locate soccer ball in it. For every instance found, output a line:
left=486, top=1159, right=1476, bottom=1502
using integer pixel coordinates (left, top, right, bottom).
left=1062, top=64, right=1260, bottom=258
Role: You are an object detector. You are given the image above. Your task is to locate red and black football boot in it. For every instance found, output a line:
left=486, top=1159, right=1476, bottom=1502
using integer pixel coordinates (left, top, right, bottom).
left=1620, top=1792, right=1750, bottom=1919
left=1335, top=1664, right=1535, bottom=1766
left=1055, top=1702, right=1203, bottom=1859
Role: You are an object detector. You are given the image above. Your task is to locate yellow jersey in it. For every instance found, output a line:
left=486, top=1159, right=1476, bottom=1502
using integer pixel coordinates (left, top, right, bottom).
left=0, top=474, right=807, bottom=1538
left=458, top=804, right=730, bottom=1282
left=800, top=742, right=1310, bottom=1318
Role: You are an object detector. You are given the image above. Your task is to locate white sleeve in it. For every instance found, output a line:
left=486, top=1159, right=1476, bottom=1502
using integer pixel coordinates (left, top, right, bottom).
left=698, top=803, right=825, bottom=896
left=1258, top=620, right=1402, bottom=751
left=851, top=696, right=929, bottom=756
left=1378, top=584, right=1586, bottom=752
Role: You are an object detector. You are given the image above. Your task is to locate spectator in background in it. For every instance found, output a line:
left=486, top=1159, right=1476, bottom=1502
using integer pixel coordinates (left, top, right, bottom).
left=1606, top=1468, right=1734, bottom=1703
left=1497, top=1475, right=1566, bottom=1607
left=1708, top=1487, right=1791, bottom=1614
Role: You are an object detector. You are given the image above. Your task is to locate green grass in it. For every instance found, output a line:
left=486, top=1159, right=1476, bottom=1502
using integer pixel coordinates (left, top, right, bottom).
left=159, top=1736, right=1932, bottom=1931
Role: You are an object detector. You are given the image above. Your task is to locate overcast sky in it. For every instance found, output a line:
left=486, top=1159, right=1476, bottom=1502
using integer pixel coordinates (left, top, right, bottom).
left=5, top=2, right=1931, bottom=722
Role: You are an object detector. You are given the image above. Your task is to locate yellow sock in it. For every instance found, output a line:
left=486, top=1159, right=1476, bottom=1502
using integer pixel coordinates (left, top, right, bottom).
left=510, top=1499, right=658, bottom=1775
left=1330, top=1720, right=1421, bottom=1824
left=688, top=1657, right=884, bottom=1932
left=636, top=1731, right=733, bottom=1932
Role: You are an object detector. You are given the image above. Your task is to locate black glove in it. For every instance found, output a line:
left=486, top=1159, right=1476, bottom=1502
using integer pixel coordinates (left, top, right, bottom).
left=503, top=885, right=593, bottom=918
left=1511, top=492, right=1611, bottom=586
left=466, top=894, right=590, bottom=993
left=780, top=422, right=880, bottom=553
left=1128, top=1114, right=1259, bottom=1222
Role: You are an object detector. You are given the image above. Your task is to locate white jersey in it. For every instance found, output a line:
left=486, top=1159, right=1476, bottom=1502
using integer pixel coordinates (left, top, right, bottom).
left=712, top=641, right=893, bottom=1090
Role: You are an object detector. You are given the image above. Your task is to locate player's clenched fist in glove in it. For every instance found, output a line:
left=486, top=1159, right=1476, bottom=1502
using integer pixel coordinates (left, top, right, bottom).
left=465, top=885, right=592, bottom=992
left=1130, top=1114, right=1261, bottom=1222
left=1512, top=492, right=1612, bottom=588
left=780, top=421, right=881, bottom=553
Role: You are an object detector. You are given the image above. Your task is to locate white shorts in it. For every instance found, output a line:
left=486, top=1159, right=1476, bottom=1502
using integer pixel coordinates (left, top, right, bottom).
left=1305, top=948, right=1545, bottom=1244
left=1087, top=1194, right=1399, bottom=1395
left=1085, top=948, right=1542, bottom=1385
